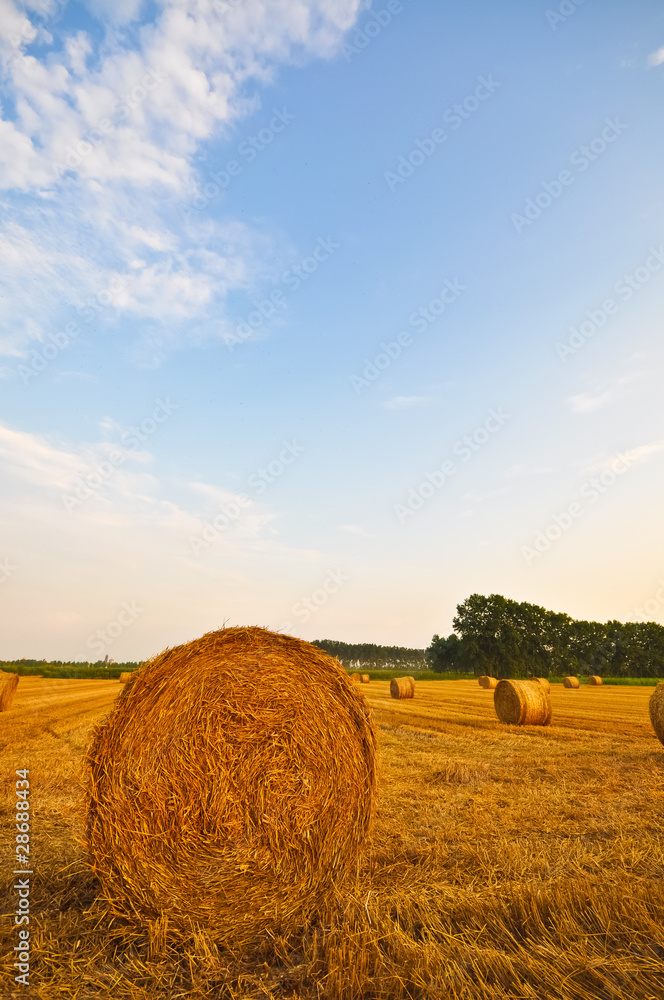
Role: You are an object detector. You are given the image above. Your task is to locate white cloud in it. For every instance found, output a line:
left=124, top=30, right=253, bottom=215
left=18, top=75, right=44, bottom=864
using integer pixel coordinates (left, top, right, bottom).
left=383, top=395, right=434, bottom=409
left=647, top=46, right=664, bottom=67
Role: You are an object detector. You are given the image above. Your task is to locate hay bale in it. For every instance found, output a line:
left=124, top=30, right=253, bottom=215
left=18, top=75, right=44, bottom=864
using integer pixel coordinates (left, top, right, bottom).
left=84, top=626, right=376, bottom=949
left=360, top=674, right=370, bottom=683
left=390, top=677, right=414, bottom=699
left=563, top=676, right=580, bottom=689
left=479, top=675, right=497, bottom=689
left=494, top=679, right=552, bottom=726
left=349, top=672, right=362, bottom=685
left=118, top=672, right=133, bottom=683
left=649, top=683, right=664, bottom=746
left=530, top=676, right=551, bottom=694
left=0, top=670, right=19, bottom=711
left=588, top=675, right=602, bottom=686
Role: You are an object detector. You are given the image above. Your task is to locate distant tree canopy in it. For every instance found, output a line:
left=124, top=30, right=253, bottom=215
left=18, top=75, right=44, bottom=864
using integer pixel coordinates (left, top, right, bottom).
left=425, top=593, right=664, bottom=678
left=311, top=640, right=426, bottom=670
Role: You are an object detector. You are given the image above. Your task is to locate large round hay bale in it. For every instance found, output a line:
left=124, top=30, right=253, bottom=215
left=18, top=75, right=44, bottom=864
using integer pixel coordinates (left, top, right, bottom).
left=84, top=626, right=376, bottom=949
left=530, top=676, right=551, bottom=693
left=118, top=672, right=132, bottom=683
left=563, top=676, right=580, bottom=689
left=0, top=670, right=19, bottom=711
left=649, top=682, right=664, bottom=746
left=390, top=677, right=414, bottom=699
left=494, top=679, right=552, bottom=726
left=479, top=675, right=497, bottom=689
left=588, top=675, right=602, bottom=686
left=360, top=674, right=370, bottom=683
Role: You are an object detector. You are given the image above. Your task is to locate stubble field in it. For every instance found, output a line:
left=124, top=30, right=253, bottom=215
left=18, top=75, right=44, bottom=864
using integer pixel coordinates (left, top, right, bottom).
left=1, top=676, right=663, bottom=999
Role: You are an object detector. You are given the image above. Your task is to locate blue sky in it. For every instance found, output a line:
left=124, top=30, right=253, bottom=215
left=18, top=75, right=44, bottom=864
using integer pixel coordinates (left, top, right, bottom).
left=1, top=0, right=663, bottom=661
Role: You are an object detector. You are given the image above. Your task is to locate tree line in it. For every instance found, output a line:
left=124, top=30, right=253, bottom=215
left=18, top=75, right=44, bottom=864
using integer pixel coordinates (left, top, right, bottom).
left=311, top=640, right=427, bottom=670
left=426, top=593, right=664, bottom=678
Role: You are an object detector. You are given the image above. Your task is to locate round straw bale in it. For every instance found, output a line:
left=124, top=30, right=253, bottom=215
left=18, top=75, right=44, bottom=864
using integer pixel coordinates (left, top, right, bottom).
left=478, top=675, right=487, bottom=686
left=390, top=677, right=414, bottom=699
left=563, top=676, right=580, bottom=688
left=588, top=675, right=602, bottom=686
left=530, top=676, right=551, bottom=694
left=494, top=679, right=552, bottom=726
left=118, top=672, right=133, bottom=683
left=349, top=671, right=362, bottom=685
left=360, top=674, right=370, bottom=683
left=84, top=626, right=376, bottom=949
left=649, top=682, right=664, bottom=746
left=479, top=675, right=497, bottom=689
left=0, top=670, right=19, bottom=711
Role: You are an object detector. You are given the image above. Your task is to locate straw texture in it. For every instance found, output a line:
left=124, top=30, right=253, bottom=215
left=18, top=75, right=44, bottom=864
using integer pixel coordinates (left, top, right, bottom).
left=494, top=679, right=552, bottom=726
left=530, top=676, right=551, bottom=693
left=0, top=670, right=19, bottom=711
left=588, top=675, right=602, bottom=686
left=563, top=676, right=580, bottom=689
left=84, top=626, right=377, bottom=950
left=390, top=677, right=414, bottom=699
left=649, top=682, right=664, bottom=746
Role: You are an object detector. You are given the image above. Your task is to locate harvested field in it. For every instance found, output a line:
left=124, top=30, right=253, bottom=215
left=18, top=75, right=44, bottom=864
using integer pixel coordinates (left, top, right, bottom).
left=1, top=676, right=663, bottom=999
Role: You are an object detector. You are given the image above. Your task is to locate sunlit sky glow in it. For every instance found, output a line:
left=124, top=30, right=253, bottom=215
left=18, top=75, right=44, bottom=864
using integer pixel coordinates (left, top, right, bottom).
left=1, top=0, right=663, bottom=661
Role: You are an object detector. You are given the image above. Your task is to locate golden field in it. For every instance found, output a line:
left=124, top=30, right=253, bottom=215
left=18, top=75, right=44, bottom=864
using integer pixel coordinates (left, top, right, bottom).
left=1, top=676, right=663, bottom=999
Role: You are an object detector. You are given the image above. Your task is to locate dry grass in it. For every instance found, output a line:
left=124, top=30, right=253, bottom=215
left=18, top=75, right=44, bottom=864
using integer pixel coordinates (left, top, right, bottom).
left=494, top=679, right=552, bottom=726
left=564, top=676, right=580, bottom=689
left=0, top=668, right=19, bottom=711
left=1, top=676, right=663, bottom=999
left=84, top=627, right=376, bottom=950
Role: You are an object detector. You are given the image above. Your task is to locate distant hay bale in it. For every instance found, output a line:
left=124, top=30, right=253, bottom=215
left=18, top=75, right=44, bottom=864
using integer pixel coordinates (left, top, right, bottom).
left=0, top=670, right=19, bottom=711
left=563, top=676, right=580, bottom=689
left=479, top=675, right=497, bottom=689
left=390, top=677, right=414, bottom=699
left=494, top=679, right=552, bottom=726
left=84, top=626, right=376, bottom=950
left=530, top=676, right=551, bottom=693
left=118, top=672, right=132, bottom=683
left=360, top=674, right=370, bottom=683
left=588, top=675, right=602, bottom=686
left=349, top=672, right=362, bottom=685
left=649, top=682, right=664, bottom=746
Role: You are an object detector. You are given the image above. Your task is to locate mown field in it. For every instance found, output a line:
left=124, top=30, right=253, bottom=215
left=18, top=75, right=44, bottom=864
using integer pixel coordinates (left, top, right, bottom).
left=1, top=676, right=663, bottom=999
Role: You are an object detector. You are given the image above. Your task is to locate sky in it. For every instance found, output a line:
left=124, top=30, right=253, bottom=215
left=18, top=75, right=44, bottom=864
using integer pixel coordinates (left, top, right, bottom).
left=1, top=0, right=663, bottom=662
